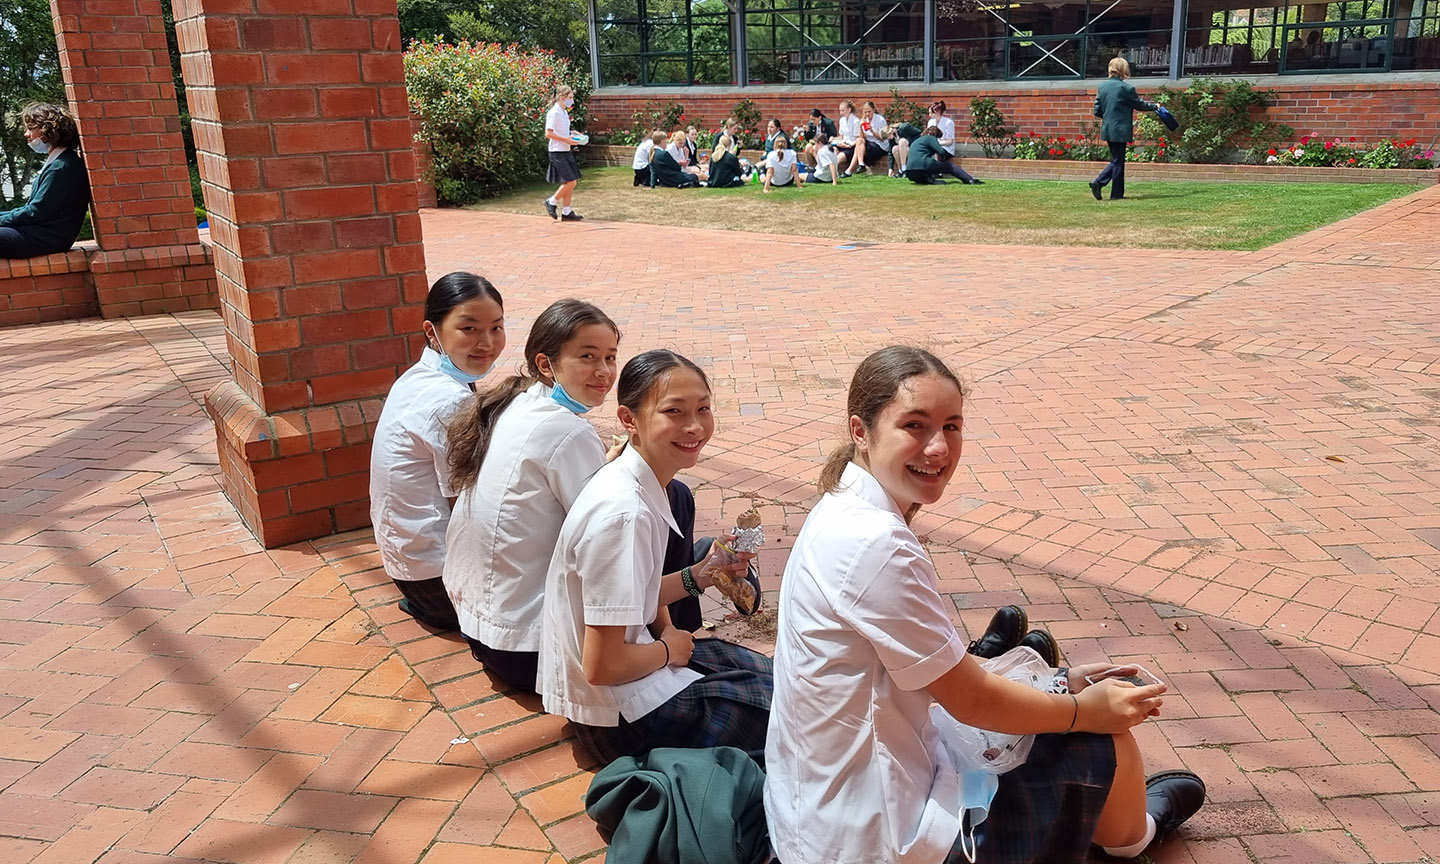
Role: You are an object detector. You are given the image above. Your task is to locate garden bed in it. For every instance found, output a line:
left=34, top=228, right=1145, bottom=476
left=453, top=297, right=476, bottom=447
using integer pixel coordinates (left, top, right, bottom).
left=582, top=144, right=1438, bottom=185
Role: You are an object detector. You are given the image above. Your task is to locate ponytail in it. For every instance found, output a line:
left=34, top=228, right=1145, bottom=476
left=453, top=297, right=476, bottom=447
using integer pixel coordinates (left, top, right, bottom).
left=817, top=442, right=855, bottom=495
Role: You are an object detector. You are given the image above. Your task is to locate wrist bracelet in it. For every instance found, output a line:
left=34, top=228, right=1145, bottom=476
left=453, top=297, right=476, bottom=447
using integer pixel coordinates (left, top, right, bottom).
left=659, top=639, right=671, bottom=668
left=1064, top=694, right=1079, bottom=733
left=680, top=565, right=703, bottom=597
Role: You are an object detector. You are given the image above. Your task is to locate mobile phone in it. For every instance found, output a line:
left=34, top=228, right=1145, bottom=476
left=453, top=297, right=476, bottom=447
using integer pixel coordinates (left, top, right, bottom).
left=1085, top=664, right=1165, bottom=688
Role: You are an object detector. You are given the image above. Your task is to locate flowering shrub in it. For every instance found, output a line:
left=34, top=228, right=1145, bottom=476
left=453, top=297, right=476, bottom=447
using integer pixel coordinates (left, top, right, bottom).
left=630, top=101, right=685, bottom=140
left=405, top=40, right=590, bottom=204
left=1267, top=134, right=1435, bottom=169
left=1013, top=132, right=1076, bottom=160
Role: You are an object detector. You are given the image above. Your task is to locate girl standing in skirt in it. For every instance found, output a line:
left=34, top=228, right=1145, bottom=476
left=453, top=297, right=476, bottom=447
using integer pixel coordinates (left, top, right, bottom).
left=370, top=273, right=506, bottom=632
left=765, top=346, right=1205, bottom=864
left=539, top=350, right=771, bottom=764
left=544, top=85, right=583, bottom=222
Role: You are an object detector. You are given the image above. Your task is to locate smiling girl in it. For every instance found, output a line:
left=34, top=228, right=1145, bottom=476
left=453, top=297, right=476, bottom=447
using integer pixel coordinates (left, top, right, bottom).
left=765, top=346, right=1204, bottom=864
left=370, top=272, right=505, bottom=632
left=539, top=350, right=772, bottom=763
left=442, top=300, right=620, bottom=692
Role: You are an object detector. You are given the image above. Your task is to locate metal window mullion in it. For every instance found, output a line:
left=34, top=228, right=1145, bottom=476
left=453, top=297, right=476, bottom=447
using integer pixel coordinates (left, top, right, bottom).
left=1169, top=0, right=1184, bottom=77
left=589, top=0, right=603, bottom=88
left=924, top=0, right=935, bottom=81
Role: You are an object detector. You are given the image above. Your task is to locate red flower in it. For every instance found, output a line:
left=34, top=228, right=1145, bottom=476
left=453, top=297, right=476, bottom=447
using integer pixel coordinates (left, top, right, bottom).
left=1349, top=136, right=1357, bottom=142
left=1059, top=136, right=1067, bottom=142
left=1267, top=148, right=1277, bottom=155
left=1348, top=157, right=1356, bottom=164
left=1324, top=141, right=1333, bottom=150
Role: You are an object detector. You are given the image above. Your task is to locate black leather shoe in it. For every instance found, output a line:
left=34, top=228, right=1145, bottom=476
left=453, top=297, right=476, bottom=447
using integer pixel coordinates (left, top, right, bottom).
left=561, top=211, right=584, bottom=221
left=1088, top=180, right=1103, bottom=201
left=1017, top=629, right=1061, bottom=667
left=544, top=199, right=558, bottom=220
left=967, top=605, right=1027, bottom=658
left=1146, top=770, right=1206, bottom=841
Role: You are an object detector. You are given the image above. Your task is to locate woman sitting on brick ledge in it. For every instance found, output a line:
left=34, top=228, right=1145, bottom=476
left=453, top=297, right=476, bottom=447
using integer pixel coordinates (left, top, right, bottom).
left=0, top=102, right=90, bottom=259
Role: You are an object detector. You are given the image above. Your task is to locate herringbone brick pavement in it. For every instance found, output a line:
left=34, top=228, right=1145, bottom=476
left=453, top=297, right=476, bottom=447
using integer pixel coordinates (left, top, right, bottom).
left=2, top=184, right=1439, bottom=864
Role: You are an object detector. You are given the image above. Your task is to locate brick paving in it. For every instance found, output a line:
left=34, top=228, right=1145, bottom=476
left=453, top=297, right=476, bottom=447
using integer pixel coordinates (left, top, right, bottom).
left=3, top=183, right=1440, bottom=864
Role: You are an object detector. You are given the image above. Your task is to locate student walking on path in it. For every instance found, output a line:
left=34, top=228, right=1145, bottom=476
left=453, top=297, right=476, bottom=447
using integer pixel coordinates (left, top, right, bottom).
left=544, top=85, right=584, bottom=222
left=1089, top=58, right=1160, bottom=202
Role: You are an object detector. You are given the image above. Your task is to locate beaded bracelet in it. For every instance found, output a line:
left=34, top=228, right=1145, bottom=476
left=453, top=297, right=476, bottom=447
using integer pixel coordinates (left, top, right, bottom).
left=680, top=565, right=703, bottom=597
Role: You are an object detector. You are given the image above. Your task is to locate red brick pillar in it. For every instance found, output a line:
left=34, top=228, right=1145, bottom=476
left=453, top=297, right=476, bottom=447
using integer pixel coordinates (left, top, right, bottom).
left=173, top=1, right=429, bottom=547
left=50, top=0, right=218, bottom=317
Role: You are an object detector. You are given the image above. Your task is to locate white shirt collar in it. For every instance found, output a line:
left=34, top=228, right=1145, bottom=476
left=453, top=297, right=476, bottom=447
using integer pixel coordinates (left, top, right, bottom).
left=838, top=461, right=906, bottom=521
left=44, top=146, right=66, bottom=165
left=614, top=444, right=681, bottom=536
left=419, top=345, right=443, bottom=370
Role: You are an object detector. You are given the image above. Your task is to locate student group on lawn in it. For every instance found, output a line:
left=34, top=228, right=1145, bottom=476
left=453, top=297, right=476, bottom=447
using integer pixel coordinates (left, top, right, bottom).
left=371, top=129, right=1205, bottom=863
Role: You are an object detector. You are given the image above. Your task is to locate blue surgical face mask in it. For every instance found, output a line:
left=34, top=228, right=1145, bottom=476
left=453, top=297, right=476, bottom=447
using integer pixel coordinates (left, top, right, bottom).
left=29, top=138, right=49, bottom=155
left=437, top=352, right=488, bottom=385
left=551, top=380, right=591, bottom=414
left=955, top=770, right=1000, bottom=864
left=562, top=98, right=574, bottom=109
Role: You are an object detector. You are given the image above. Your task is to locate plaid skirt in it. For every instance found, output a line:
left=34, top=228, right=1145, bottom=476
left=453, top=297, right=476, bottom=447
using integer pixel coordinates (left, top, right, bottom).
left=945, top=732, right=1116, bottom=864
left=547, top=151, right=581, bottom=184
left=573, top=638, right=773, bottom=767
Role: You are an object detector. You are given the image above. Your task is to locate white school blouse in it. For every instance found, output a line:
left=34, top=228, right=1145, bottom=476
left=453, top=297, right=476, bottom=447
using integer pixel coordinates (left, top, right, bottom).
left=539, top=444, right=701, bottom=726
left=865, top=112, right=892, bottom=150
left=444, top=382, right=607, bottom=652
left=932, top=115, right=958, bottom=154
left=369, top=347, right=473, bottom=583
left=837, top=113, right=863, bottom=145
left=765, top=462, right=970, bottom=864
left=631, top=139, right=655, bottom=169
left=546, top=103, right=571, bottom=152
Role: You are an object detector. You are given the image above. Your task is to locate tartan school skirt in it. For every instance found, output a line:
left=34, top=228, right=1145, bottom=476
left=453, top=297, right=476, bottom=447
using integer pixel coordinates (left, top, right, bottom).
left=573, top=638, right=773, bottom=767
left=945, top=731, right=1116, bottom=864
left=547, top=151, right=582, bottom=184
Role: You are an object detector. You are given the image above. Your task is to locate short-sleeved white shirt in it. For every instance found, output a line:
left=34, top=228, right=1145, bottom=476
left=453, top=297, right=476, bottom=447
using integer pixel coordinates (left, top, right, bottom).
left=815, top=145, right=840, bottom=180
left=666, top=141, right=689, bottom=167
left=546, top=103, right=571, bottom=152
left=837, top=113, right=862, bottom=145
left=632, top=138, right=655, bottom=169
left=766, top=149, right=798, bottom=185
left=539, top=444, right=701, bottom=726
left=931, top=115, right=958, bottom=155
left=444, top=382, right=607, bottom=652
left=864, top=112, right=892, bottom=151
left=765, top=462, right=970, bottom=864
left=369, top=347, right=473, bottom=583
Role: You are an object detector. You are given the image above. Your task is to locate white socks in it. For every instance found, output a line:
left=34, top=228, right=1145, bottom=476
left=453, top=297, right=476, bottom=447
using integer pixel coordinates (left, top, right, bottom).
left=562, top=206, right=573, bottom=215
left=1101, top=813, right=1156, bottom=859
left=547, top=196, right=557, bottom=206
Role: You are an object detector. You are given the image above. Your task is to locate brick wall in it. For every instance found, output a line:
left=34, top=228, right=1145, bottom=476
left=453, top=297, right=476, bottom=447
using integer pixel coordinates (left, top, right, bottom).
left=51, top=0, right=218, bottom=317
left=176, top=0, right=428, bottom=548
left=0, top=245, right=100, bottom=328
left=587, top=79, right=1440, bottom=145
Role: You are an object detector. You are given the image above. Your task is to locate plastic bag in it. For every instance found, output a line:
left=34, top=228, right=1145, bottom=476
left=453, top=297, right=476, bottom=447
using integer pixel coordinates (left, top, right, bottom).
left=933, top=646, right=1058, bottom=774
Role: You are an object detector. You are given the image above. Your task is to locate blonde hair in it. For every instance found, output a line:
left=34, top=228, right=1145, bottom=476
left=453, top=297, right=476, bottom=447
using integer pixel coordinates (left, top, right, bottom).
left=651, top=130, right=668, bottom=144
left=555, top=84, right=574, bottom=98
left=711, top=134, right=733, bottom=163
left=1107, top=57, right=1131, bottom=78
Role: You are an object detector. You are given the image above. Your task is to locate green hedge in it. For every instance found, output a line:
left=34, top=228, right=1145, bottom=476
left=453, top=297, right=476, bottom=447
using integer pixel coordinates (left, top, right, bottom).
left=405, top=41, right=590, bottom=205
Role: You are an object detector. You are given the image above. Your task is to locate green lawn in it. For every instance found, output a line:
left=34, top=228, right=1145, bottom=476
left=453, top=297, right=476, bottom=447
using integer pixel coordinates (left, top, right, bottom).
left=467, top=167, right=1424, bottom=251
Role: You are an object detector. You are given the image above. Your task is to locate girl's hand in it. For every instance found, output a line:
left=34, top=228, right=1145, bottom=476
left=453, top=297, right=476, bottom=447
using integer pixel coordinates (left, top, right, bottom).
left=1074, top=679, right=1166, bottom=734
left=1067, top=662, right=1117, bottom=693
left=696, top=534, right=751, bottom=589
left=659, top=627, right=694, bottom=667
left=605, top=434, right=627, bottom=462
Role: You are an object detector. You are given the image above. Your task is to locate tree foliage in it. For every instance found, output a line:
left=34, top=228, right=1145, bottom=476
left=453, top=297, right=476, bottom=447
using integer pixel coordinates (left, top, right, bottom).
left=0, top=0, right=66, bottom=207
left=397, top=0, right=589, bottom=64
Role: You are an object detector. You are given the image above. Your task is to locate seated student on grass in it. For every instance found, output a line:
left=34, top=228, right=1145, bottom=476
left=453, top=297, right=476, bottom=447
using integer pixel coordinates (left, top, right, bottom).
left=765, top=345, right=1206, bottom=864
left=845, top=100, right=890, bottom=177
left=715, top=117, right=741, bottom=148
left=666, top=128, right=707, bottom=183
left=763, top=134, right=804, bottom=193
left=833, top=100, right=862, bottom=174
left=803, top=133, right=842, bottom=186
left=683, top=125, right=702, bottom=167
left=807, top=107, right=839, bottom=144
left=706, top=135, right=746, bottom=189
left=650, top=133, right=700, bottom=188
left=539, top=350, right=772, bottom=765
left=371, top=272, right=505, bottom=633
left=631, top=130, right=657, bottom=187
left=763, top=118, right=783, bottom=156
left=905, top=126, right=983, bottom=186
left=886, top=121, right=924, bottom=177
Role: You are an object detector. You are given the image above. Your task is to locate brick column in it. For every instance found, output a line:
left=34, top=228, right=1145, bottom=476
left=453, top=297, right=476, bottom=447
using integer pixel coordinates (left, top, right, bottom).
left=50, top=0, right=217, bottom=317
left=173, top=0, right=428, bottom=548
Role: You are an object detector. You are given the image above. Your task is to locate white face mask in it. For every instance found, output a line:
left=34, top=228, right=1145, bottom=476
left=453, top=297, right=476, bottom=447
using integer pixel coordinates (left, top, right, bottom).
left=28, top=138, right=49, bottom=155
left=562, top=97, right=574, bottom=109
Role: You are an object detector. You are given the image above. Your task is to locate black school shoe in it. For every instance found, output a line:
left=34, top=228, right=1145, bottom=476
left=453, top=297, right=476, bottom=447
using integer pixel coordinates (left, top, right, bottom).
left=967, top=605, right=1027, bottom=658
left=1017, top=629, right=1062, bottom=667
left=1146, top=770, right=1206, bottom=841
left=561, top=211, right=584, bottom=221
left=1088, top=180, right=1103, bottom=201
left=544, top=199, right=558, bottom=220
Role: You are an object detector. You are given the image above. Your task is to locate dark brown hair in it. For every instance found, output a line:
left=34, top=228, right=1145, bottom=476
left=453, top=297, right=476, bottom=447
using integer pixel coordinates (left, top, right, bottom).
left=819, top=346, right=966, bottom=515
left=617, top=349, right=709, bottom=415
left=924, top=125, right=942, bottom=138
left=447, top=299, right=619, bottom=494
left=22, top=102, right=80, bottom=149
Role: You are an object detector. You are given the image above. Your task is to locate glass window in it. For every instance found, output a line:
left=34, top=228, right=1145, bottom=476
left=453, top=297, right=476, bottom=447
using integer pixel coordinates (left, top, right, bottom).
left=1393, top=8, right=1440, bottom=69
left=596, top=0, right=734, bottom=86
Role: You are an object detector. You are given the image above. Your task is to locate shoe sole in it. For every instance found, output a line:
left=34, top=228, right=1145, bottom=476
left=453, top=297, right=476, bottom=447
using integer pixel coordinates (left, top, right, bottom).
left=1146, top=769, right=1205, bottom=789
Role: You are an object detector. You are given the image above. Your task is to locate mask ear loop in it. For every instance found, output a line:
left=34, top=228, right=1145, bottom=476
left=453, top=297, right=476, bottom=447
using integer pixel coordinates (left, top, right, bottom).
left=958, top=811, right=978, bottom=864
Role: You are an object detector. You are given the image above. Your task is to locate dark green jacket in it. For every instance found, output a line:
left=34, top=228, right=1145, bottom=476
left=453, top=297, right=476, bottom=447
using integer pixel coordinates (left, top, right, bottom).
left=586, top=747, right=769, bottom=864
left=905, top=134, right=950, bottom=174
left=1092, top=77, right=1157, bottom=144
left=707, top=151, right=745, bottom=188
left=0, top=148, right=90, bottom=254
left=650, top=150, right=699, bottom=188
